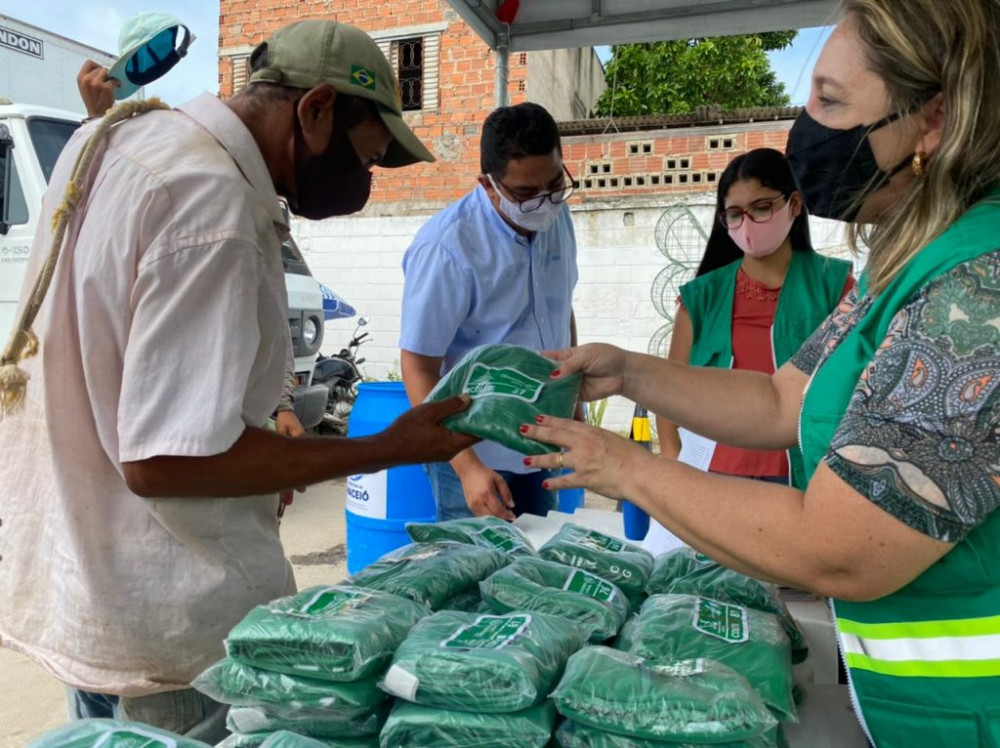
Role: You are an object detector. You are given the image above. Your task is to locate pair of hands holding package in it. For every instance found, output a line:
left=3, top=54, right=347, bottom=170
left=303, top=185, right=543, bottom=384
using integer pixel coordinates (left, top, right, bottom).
left=417, top=343, right=646, bottom=506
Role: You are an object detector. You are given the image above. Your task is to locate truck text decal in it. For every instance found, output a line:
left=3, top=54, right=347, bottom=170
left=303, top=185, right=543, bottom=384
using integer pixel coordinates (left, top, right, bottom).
left=0, top=26, right=44, bottom=60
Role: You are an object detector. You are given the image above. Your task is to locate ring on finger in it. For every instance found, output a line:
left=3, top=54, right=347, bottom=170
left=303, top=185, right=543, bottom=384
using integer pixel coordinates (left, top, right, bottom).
left=557, top=452, right=565, bottom=469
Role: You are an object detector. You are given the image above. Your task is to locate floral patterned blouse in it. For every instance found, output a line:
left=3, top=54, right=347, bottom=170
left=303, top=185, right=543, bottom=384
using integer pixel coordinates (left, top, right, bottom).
left=791, top=251, right=1000, bottom=542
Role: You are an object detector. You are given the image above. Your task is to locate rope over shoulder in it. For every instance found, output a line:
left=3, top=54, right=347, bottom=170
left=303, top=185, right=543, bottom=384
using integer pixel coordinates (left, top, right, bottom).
left=0, top=97, right=170, bottom=419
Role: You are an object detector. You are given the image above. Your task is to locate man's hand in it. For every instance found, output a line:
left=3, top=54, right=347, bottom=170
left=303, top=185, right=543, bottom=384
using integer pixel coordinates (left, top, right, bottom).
left=275, top=410, right=305, bottom=437
left=77, top=60, right=119, bottom=118
left=459, top=462, right=516, bottom=521
left=380, top=395, right=480, bottom=465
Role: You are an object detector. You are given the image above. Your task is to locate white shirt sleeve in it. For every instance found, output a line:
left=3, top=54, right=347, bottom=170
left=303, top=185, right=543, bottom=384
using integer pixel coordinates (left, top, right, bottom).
left=118, top=239, right=264, bottom=462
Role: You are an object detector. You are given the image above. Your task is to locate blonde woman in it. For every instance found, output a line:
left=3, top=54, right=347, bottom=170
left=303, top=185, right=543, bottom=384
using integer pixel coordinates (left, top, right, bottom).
left=523, top=1, right=1000, bottom=744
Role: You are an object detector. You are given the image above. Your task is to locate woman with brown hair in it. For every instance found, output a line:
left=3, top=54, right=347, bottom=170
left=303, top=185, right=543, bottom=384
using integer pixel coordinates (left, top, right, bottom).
left=523, top=2, right=1000, bottom=744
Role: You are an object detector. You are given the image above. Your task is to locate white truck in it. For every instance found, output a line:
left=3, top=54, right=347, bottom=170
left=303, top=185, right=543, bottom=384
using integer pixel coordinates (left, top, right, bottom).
left=0, top=16, right=329, bottom=427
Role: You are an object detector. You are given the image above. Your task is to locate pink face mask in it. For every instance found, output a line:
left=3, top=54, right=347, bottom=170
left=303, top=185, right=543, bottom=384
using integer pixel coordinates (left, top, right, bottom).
left=727, top=201, right=794, bottom=258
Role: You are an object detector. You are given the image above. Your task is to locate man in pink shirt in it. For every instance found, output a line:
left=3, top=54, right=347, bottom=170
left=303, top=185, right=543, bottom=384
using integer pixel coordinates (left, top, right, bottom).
left=0, top=21, right=472, bottom=738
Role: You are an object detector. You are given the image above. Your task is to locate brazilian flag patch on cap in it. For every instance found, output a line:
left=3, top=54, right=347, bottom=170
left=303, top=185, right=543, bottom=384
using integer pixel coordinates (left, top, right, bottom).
left=351, top=65, right=376, bottom=91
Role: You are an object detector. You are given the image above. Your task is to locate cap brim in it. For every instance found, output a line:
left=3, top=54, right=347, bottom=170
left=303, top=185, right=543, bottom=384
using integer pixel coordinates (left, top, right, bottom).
left=108, top=23, right=192, bottom=101
left=107, top=56, right=142, bottom=100
left=378, top=106, right=435, bottom=168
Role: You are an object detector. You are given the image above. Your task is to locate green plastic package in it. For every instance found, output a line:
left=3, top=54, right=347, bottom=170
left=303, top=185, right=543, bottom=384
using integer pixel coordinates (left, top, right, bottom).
left=551, top=646, right=777, bottom=744
left=225, top=585, right=429, bottom=682
left=555, top=720, right=781, bottom=748
left=192, top=658, right=385, bottom=713
left=219, top=733, right=379, bottom=748
left=227, top=702, right=390, bottom=739
left=479, top=556, right=630, bottom=642
left=379, top=699, right=557, bottom=748
left=616, top=594, right=795, bottom=721
left=380, top=609, right=584, bottom=712
left=26, top=720, right=211, bottom=748
left=646, top=549, right=808, bottom=664
left=260, top=733, right=379, bottom=748
left=406, top=516, right=537, bottom=557
left=539, top=523, right=654, bottom=603
left=348, top=541, right=510, bottom=610
left=424, top=343, right=581, bottom=455
left=439, top=586, right=491, bottom=613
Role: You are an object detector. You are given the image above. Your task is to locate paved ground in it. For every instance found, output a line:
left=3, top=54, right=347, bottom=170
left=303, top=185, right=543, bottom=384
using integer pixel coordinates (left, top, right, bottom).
left=0, top=480, right=616, bottom=746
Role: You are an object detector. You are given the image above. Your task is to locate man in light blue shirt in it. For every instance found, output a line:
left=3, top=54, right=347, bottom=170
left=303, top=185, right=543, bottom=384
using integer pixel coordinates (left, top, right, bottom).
left=400, top=102, right=578, bottom=521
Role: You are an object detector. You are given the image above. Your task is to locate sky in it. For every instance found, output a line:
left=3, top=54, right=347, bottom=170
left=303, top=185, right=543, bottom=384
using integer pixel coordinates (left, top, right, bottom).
left=1, top=0, right=221, bottom=105
left=2, top=2, right=830, bottom=108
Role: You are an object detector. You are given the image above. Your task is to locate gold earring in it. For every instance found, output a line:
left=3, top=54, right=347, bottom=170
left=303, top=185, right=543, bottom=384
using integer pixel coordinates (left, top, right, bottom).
left=912, top=151, right=927, bottom=177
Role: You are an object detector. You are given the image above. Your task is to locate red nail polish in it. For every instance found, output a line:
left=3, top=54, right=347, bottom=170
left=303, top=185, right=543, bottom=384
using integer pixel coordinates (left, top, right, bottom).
left=541, top=481, right=550, bottom=489
left=535, top=415, right=545, bottom=423
left=519, top=425, right=529, bottom=434
left=523, top=457, right=532, bottom=466
left=551, top=370, right=561, bottom=378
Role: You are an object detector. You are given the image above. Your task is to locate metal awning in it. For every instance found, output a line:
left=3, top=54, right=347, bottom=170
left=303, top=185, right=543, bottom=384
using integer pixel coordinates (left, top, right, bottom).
left=445, top=0, right=837, bottom=51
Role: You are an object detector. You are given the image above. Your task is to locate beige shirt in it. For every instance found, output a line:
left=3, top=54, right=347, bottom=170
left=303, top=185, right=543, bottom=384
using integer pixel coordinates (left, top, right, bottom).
left=0, top=94, right=295, bottom=696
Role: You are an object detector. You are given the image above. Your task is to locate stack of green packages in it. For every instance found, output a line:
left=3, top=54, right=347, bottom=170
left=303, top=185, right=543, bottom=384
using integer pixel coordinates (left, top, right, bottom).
left=219, top=729, right=380, bottom=748
left=555, top=719, right=780, bottom=747
left=424, top=343, right=581, bottom=455
left=539, top=523, right=654, bottom=605
left=226, top=585, right=430, bottom=680
left=198, top=584, right=429, bottom=745
left=380, top=700, right=558, bottom=748
left=194, top=658, right=387, bottom=741
left=616, top=594, right=796, bottom=722
left=260, top=732, right=378, bottom=748
left=222, top=704, right=389, bottom=745
left=406, top=516, right=537, bottom=558
left=479, top=556, right=630, bottom=641
left=378, top=609, right=582, bottom=746
left=550, top=646, right=778, bottom=746
left=348, top=541, right=510, bottom=610
left=438, top=586, right=491, bottom=613
left=27, top=719, right=211, bottom=748
left=380, top=609, right=583, bottom=710
left=646, top=548, right=808, bottom=664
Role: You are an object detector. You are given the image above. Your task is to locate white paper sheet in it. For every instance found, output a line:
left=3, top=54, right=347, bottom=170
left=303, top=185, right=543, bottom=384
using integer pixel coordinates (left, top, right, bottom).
left=676, top=427, right=717, bottom=471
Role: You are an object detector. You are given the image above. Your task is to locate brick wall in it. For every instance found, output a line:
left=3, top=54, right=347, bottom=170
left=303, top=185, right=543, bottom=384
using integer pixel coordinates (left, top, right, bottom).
left=219, top=0, right=528, bottom=209
left=561, top=118, right=795, bottom=204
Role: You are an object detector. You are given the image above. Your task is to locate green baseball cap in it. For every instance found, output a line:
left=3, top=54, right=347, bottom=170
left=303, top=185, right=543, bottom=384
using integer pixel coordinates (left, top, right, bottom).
left=248, top=20, right=435, bottom=168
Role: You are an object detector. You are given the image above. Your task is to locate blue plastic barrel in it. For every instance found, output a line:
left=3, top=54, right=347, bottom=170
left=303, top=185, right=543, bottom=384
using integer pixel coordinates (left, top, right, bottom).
left=557, top=469, right=585, bottom=513
left=622, top=500, right=650, bottom=541
left=345, top=382, right=436, bottom=574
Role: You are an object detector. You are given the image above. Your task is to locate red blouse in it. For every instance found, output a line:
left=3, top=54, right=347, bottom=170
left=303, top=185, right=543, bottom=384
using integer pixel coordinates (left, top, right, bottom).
left=682, top=267, right=854, bottom=479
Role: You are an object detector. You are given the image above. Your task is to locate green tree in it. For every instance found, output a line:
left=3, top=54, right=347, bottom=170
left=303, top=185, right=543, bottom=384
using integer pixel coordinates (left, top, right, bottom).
left=596, top=32, right=797, bottom=117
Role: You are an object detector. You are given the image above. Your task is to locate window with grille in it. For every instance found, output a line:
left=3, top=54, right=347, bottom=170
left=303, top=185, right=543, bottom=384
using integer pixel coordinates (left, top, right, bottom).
left=231, top=54, right=250, bottom=94
left=395, top=37, right=424, bottom=111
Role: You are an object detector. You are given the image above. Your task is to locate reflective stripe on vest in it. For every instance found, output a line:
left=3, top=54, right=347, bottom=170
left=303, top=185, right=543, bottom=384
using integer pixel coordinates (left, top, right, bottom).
left=838, top=614, right=1000, bottom=678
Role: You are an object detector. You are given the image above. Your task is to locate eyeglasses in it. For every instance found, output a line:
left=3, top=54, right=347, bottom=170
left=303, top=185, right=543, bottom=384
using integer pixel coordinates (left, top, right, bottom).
left=489, top=165, right=579, bottom=213
left=718, top=194, right=790, bottom=229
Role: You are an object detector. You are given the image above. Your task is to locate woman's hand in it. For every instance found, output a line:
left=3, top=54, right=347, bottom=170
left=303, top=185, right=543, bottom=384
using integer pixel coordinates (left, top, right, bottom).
left=521, top=415, right=654, bottom=501
left=545, top=344, right=630, bottom=402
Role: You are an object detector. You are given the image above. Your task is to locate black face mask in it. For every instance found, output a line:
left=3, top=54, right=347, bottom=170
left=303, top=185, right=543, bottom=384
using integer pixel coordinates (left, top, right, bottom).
left=785, top=109, right=912, bottom=222
left=289, top=107, right=372, bottom=220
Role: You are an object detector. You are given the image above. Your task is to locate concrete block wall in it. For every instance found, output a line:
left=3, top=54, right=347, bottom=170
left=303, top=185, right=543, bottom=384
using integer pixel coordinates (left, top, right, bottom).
left=293, top=196, right=858, bottom=434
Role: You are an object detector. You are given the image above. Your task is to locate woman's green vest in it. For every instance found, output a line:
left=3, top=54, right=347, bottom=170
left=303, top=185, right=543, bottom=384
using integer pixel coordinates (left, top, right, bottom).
left=680, top=250, right=851, bottom=487
left=799, top=194, right=1000, bottom=747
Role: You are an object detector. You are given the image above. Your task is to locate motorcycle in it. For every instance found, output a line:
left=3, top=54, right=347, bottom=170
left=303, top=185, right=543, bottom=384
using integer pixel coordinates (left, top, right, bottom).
left=313, top=317, right=369, bottom=435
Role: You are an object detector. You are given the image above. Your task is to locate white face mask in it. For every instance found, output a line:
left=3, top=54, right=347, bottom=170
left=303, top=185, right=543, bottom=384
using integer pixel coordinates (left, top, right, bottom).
left=487, top=175, right=563, bottom=233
